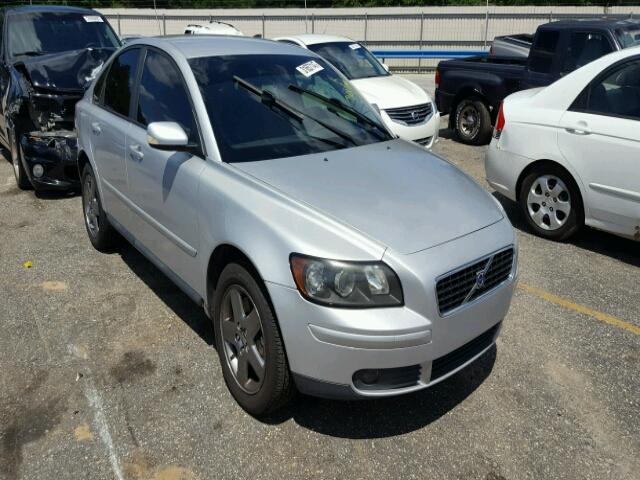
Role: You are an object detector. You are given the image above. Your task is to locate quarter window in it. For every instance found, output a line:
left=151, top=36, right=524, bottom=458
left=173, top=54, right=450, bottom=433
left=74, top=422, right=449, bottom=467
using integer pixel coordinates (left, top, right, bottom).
left=102, top=48, right=140, bottom=117
left=528, top=30, right=559, bottom=74
left=572, top=60, right=640, bottom=120
left=136, top=49, right=199, bottom=145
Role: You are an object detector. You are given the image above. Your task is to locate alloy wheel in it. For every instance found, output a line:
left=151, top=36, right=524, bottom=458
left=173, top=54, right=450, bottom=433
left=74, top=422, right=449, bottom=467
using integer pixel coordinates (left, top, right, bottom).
left=458, top=104, right=480, bottom=138
left=526, top=174, right=571, bottom=231
left=219, top=285, right=266, bottom=394
left=83, top=174, right=100, bottom=237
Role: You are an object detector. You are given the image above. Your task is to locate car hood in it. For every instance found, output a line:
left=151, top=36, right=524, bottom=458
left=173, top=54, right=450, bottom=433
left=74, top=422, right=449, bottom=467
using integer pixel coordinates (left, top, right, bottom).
left=233, top=139, right=503, bottom=255
left=14, top=47, right=116, bottom=93
left=351, top=75, right=431, bottom=110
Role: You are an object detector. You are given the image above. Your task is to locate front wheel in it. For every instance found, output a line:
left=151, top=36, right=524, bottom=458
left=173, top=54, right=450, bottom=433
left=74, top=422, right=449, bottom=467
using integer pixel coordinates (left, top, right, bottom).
left=212, top=263, right=294, bottom=416
left=454, top=98, right=492, bottom=145
left=10, top=131, right=32, bottom=190
left=519, top=166, right=584, bottom=241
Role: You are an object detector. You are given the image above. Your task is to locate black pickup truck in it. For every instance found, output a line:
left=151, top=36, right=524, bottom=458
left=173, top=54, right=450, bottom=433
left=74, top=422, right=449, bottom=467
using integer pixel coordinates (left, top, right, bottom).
left=435, top=18, right=640, bottom=145
left=0, top=5, right=120, bottom=191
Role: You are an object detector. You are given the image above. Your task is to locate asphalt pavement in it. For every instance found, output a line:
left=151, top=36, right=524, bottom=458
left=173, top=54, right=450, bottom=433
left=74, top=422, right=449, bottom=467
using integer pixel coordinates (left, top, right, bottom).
left=0, top=79, right=638, bottom=480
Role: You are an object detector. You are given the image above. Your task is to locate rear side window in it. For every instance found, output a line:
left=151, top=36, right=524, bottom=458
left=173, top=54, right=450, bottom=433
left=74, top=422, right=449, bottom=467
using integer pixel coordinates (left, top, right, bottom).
left=571, top=59, right=640, bottom=121
left=102, top=48, right=141, bottom=117
left=529, top=30, right=559, bottom=74
left=562, top=32, right=613, bottom=74
left=136, top=49, right=199, bottom=145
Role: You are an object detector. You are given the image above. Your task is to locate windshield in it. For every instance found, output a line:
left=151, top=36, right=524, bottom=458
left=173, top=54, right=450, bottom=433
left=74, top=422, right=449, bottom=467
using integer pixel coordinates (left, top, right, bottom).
left=616, top=26, right=640, bottom=48
left=307, top=42, right=389, bottom=80
left=189, top=54, right=391, bottom=163
left=8, top=12, right=120, bottom=58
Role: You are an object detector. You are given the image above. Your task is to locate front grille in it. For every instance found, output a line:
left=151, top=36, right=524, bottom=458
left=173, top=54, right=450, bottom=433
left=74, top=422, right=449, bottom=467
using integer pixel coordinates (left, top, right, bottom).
left=436, top=248, right=514, bottom=315
left=385, top=103, right=433, bottom=125
left=430, top=323, right=499, bottom=381
left=415, top=136, right=433, bottom=146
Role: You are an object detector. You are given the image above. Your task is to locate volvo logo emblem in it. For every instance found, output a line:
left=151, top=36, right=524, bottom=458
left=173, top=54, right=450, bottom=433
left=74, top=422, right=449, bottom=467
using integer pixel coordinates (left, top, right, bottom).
left=475, top=269, right=487, bottom=289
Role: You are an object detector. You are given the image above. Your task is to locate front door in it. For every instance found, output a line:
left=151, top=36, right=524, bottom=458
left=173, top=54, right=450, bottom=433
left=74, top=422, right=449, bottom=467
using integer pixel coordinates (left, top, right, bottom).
left=126, top=48, right=204, bottom=288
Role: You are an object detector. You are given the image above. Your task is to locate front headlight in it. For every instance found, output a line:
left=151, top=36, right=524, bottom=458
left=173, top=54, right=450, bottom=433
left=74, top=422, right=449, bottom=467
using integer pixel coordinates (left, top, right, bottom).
left=290, top=254, right=403, bottom=308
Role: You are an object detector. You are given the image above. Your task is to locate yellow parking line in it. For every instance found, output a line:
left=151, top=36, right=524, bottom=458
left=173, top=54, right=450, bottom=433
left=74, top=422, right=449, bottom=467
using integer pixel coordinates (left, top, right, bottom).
left=518, top=282, right=640, bottom=337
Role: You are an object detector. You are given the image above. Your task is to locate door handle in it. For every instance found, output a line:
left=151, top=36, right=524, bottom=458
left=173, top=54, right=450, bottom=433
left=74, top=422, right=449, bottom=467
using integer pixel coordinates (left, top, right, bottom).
left=565, top=121, right=591, bottom=136
left=129, top=144, right=144, bottom=161
left=91, top=122, right=102, bottom=135
left=565, top=127, right=591, bottom=135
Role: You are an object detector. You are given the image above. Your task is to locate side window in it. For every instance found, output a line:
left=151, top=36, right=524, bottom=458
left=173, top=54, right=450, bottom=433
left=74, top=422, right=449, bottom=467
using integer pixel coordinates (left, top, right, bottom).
left=102, top=48, right=141, bottom=117
left=0, top=13, right=4, bottom=55
left=528, top=30, right=560, bottom=74
left=562, top=32, right=613, bottom=75
left=571, top=60, right=640, bottom=120
left=136, top=49, right=199, bottom=145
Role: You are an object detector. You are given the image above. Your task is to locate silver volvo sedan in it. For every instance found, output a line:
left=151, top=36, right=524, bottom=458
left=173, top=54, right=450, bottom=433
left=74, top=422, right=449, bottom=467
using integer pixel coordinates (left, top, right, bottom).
left=76, top=36, right=518, bottom=416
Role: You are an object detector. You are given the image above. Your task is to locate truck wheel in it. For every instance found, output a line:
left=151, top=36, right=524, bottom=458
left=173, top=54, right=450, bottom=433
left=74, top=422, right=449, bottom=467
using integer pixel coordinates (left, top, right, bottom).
left=519, top=165, right=584, bottom=241
left=10, top=131, right=32, bottom=190
left=454, top=98, right=492, bottom=145
left=212, top=263, right=294, bottom=416
left=81, top=164, right=118, bottom=251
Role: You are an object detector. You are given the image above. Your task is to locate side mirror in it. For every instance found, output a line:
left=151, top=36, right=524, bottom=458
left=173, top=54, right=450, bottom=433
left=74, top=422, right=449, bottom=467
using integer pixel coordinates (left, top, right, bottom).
left=147, top=122, right=189, bottom=150
left=382, top=63, right=390, bottom=72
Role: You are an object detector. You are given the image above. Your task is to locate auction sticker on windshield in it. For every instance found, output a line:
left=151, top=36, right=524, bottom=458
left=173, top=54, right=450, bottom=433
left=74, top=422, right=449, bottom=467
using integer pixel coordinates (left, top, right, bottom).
left=349, top=43, right=362, bottom=50
left=84, top=15, right=104, bottom=22
left=296, top=60, right=324, bottom=78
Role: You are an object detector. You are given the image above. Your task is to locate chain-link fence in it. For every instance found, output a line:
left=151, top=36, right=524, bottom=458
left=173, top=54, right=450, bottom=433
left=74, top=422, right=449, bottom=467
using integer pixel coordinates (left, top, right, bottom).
left=102, top=6, right=639, bottom=70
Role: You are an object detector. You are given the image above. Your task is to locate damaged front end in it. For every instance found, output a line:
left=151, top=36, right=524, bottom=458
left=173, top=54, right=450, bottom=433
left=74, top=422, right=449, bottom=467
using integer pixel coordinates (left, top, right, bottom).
left=8, top=48, right=114, bottom=190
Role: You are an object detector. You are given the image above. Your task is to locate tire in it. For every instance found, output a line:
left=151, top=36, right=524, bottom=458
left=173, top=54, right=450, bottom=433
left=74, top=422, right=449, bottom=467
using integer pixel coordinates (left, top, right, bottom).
left=454, top=97, right=493, bottom=145
left=519, top=165, right=584, bottom=241
left=212, top=263, right=294, bottom=416
left=10, top=131, right=32, bottom=190
left=81, top=164, right=118, bottom=251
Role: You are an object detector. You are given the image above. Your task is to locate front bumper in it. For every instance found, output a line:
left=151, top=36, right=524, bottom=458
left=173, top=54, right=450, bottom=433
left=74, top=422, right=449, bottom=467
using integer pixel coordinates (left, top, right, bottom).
left=269, top=219, right=517, bottom=399
left=20, top=131, right=79, bottom=191
left=380, top=109, right=440, bottom=149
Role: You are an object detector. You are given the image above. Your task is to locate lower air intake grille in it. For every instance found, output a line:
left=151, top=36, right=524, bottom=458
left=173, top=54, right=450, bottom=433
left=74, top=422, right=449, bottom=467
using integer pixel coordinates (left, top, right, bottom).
left=430, top=323, right=499, bottom=381
left=385, top=103, right=433, bottom=125
left=436, top=247, right=514, bottom=315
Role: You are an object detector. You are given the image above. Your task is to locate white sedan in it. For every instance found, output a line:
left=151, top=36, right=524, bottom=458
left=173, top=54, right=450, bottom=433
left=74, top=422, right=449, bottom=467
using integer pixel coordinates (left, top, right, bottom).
left=275, top=34, right=440, bottom=148
left=486, top=47, right=640, bottom=242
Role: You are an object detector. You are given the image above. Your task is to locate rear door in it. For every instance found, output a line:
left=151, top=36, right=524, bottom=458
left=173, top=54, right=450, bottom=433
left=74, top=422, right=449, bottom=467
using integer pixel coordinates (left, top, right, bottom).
left=87, top=47, right=141, bottom=227
left=126, top=47, right=205, bottom=287
left=558, top=57, right=640, bottom=238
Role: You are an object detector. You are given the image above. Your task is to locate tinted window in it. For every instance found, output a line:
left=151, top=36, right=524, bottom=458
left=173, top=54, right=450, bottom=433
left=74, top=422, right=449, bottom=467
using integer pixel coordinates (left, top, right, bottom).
left=92, top=67, right=108, bottom=103
left=136, top=49, right=198, bottom=145
left=562, top=32, right=613, bottom=74
left=307, top=42, right=389, bottom=80
left=7, top=11, right=119, bottom=58
left=573, top=60, right=640, bottom=120
left=103, top=48, right=140, bottom=117
left=189, top=54, right=390, bottom=163
left=616, top=25, right=640, bottom=48
left=529, top=30, right=559, bottom=74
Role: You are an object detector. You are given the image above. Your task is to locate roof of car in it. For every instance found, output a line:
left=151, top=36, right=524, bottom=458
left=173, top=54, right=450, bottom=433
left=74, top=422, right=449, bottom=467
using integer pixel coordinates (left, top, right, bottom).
left=128, top=35, right=315, bottom=59
left=541, top=18, right=640, bottom=30
left=277, top=34, right=355, bottom=46
left=4, top=5, right=99, bottom=15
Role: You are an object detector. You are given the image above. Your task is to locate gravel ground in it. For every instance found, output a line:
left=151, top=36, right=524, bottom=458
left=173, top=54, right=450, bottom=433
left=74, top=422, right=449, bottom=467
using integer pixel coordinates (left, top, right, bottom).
left=0, top=73, right=638, bottom=480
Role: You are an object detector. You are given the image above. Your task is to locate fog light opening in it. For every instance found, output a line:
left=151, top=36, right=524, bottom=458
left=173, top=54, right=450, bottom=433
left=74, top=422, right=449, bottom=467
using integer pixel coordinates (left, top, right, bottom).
left=354, top=369, right=380, bottom=385
left=33, top=164, right=44, bottom=178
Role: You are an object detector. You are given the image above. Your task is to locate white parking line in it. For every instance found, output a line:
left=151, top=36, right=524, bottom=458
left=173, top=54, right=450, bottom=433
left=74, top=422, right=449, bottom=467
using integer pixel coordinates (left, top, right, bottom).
left=84, top=378, right=125, bottom=480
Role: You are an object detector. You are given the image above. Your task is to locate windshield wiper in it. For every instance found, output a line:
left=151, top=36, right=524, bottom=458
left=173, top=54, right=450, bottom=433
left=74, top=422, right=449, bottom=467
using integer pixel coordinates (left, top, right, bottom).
left=287, top=84, right=390, bottom=140
left=233, top=75, right=357, bottom=146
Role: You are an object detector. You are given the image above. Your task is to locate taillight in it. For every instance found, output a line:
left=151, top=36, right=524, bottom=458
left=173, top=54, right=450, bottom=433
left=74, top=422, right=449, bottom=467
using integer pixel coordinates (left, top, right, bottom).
left=494, top=102, right=505, bottom=139
left=435, top=69, right=441, bottom=88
